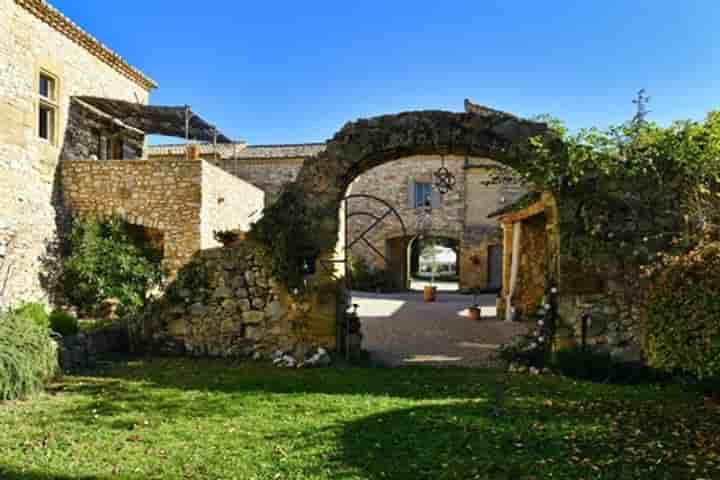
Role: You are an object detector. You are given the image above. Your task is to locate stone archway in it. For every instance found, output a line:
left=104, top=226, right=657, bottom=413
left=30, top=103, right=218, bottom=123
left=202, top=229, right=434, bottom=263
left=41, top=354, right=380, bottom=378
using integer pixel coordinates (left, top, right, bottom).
left=251, top=103, right=563, bottom=349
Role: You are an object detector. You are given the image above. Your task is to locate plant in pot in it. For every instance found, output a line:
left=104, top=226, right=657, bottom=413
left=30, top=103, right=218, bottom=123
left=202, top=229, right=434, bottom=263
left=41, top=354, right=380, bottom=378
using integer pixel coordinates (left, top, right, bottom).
left=467, top=288, right=481, bottom=320
left=420, top=241, right=438, bottom=302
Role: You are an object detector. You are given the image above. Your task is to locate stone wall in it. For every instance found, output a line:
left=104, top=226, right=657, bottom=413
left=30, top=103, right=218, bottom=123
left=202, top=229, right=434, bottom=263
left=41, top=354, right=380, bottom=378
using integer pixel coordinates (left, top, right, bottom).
left=462, top=162, right=525, bottom=289
left=62, top=159, right=266, bottom=276
left=62, top=160, right=203, bottom=275
left=149, top=154, right=306, bottom=205
left=0, top=0, right=151, bottom=308
left=200, top=161, right=265, bottom=249
left=60, top=100, right=144, bottom=161
left=148, top=242, right=336, bottom=357
left=210, top=158, right=304, bottom=203
left=56, top=324, right=129, bottom=373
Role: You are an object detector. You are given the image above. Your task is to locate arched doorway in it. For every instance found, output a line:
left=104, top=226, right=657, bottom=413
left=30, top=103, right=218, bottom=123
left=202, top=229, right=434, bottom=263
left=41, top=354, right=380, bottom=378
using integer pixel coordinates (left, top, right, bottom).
left=250, top=102, right=563, bottom=353
left=407, top=235, right=460, bottom=291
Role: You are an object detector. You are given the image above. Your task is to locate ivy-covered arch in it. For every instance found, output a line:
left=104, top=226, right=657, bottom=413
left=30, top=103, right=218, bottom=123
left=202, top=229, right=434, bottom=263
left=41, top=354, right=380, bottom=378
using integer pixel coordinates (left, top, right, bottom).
left=253, top=104, right=562, bottom=279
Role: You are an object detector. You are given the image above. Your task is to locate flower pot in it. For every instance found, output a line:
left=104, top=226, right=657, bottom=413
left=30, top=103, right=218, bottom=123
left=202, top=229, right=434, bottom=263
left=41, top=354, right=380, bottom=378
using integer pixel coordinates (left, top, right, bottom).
left=423, top=286, right=437, bottom=302
left=468, top=306, right=481, bottom=321
left=187, top=144, right=201, bottom=160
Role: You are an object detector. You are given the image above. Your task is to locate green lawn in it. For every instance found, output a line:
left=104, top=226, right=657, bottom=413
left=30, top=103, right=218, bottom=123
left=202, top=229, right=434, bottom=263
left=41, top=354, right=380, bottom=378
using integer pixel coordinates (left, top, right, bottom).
left=0, top=359, right=718, bottom=480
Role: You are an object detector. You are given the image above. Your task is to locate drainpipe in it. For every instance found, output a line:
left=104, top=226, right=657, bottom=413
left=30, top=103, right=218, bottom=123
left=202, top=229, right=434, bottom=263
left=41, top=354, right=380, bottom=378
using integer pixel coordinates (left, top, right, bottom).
left=505, top=221, right=522, bottom=322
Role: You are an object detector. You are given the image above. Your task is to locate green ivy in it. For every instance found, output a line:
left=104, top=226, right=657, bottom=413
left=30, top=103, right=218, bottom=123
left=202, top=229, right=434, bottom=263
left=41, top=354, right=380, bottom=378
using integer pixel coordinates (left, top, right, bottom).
left=645, top=241, right=720, bottom=379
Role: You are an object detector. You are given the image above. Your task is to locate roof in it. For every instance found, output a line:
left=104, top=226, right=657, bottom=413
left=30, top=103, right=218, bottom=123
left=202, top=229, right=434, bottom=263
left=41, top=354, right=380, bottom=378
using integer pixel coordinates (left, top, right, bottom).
left=147, top=142, right=327, bottom=159
left=75, top=97, right=232, bottom=143
left=15, top=0, right=158, bottom=91
left=487, top=191, right=542, bottom=219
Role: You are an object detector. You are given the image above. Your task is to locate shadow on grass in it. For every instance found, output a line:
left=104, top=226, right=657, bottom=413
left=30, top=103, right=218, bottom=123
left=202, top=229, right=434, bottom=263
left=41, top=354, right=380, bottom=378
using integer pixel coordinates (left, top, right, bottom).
left=0, top=468, right=115, bottom=480
left=335, top=401, right=701, bottom=480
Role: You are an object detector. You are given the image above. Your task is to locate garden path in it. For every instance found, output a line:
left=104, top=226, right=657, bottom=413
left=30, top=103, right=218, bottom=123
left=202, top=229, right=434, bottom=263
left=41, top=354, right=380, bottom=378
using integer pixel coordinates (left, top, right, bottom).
left=353, top=291, right=528, bottom=367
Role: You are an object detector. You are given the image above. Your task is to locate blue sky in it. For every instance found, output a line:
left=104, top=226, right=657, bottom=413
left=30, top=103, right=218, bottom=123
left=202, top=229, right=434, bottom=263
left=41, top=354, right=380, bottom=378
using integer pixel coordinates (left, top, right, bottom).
left=53, top=0, right=720, bottom=145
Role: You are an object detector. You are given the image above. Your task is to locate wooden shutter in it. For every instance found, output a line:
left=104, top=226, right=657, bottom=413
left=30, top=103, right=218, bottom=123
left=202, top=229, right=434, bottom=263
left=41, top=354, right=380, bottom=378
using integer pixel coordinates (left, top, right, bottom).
left=408, top=177, right=416, bottom=208
left=430, top=187, right=441, bottom=209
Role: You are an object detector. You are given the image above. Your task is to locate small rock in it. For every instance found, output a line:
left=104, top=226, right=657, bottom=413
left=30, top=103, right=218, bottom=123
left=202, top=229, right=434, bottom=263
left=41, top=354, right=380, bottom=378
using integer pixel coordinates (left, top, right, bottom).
left=189, top=303, right=208, bottom=317
left=213, top=286, right=233, bottom=299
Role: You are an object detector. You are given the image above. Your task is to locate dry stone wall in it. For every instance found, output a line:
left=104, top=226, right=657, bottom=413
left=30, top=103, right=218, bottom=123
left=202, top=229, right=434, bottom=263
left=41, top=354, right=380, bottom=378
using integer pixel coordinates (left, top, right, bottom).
left=148, top=243, right=330, bottom=358
left=0, top=0, right=151, bottom=308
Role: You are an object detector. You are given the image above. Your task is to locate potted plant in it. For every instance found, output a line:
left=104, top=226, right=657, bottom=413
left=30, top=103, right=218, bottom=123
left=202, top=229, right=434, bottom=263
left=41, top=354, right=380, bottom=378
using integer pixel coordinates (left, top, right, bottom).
left=467, top=289, right=481, bottom=320
left=420, top=241, right=438, bottom=302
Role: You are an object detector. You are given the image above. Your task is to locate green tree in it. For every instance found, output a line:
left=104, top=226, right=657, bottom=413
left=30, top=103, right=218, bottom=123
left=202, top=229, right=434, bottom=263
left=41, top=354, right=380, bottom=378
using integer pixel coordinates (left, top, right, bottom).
left=62, top=217, right=163, bottom=317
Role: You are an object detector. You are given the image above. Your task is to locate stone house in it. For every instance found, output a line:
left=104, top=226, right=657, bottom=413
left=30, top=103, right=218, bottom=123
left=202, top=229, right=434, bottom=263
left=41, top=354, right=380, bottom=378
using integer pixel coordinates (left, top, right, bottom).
left=0, top=0, right=263, bottom=309
left=147, top=144, right=526, bottom=291
left=0, top=0, right=156, bottom=308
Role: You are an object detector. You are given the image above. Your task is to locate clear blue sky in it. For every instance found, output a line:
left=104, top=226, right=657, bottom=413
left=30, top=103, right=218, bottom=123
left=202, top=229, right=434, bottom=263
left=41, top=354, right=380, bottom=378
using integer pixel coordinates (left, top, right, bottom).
left=53, top=0, right=720, bottom=145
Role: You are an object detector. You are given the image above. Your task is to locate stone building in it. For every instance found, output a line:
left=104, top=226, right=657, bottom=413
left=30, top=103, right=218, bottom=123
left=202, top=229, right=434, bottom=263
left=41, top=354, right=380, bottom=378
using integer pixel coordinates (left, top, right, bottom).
left=0, top=0, right=156, bottom=308
left=147, top=144, right=525, bottom=291
left=0, top=0, right=253, bottom=309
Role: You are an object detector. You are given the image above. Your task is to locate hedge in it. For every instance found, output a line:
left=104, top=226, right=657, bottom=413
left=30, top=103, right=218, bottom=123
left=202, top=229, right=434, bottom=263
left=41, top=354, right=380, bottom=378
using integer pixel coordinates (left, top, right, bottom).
left=645, top=241, right=720, bottom=379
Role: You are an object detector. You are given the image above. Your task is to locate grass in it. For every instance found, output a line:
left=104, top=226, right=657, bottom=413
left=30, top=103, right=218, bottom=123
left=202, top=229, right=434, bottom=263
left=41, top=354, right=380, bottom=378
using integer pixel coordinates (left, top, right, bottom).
left=0, top=358, right=718, bottom=480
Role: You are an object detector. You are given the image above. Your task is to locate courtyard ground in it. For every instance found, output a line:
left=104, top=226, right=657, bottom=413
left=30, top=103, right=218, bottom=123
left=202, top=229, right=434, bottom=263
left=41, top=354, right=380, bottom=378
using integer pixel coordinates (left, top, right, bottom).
left=0, top=359, right=718, bottom=479
left=355, top=291, right=526, bottom=367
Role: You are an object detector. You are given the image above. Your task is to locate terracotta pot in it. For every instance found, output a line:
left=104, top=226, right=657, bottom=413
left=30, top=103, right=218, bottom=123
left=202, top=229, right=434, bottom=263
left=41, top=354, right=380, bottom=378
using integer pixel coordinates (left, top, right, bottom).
left=187, top=144, right=201, bottom=160
left=468, top=306, right=481, bottom=321
left=423, top=286, right=437, bottom=302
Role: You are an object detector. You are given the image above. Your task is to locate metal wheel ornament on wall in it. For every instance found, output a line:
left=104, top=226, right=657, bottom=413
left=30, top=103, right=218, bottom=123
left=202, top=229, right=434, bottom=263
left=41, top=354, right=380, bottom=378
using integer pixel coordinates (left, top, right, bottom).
left=433, top=155, right=456, bottom=195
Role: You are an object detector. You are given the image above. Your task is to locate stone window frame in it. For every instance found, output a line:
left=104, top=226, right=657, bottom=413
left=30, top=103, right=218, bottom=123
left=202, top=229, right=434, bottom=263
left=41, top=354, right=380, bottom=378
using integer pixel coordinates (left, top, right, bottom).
left=37, top=68, right=61, bottom=146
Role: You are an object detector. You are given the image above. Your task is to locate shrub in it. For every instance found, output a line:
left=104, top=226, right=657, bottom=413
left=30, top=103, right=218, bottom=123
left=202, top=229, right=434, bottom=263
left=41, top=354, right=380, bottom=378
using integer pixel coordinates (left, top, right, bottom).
left=0, top=312, right=58, bottom=400
left=13, top=302, right=49, bottom=330
left=62, top=217, right=163, bottom=317
left=554, top=347, right=613, bottom=381
left=348, top=255, right=386, bottom=292
left=213, top=229, right=242, bottom=246
left=553, top=347, right=667, bottom=384
left=49, top=309, right=79, bottom=336
left=499, top=335, right=546, bottom=369
left=645, top=241, right=720, bottom=379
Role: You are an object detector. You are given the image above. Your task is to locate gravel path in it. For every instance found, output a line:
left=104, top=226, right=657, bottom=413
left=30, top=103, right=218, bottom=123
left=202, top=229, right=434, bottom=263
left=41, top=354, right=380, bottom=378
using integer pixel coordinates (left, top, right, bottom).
left=353, top=291, right=527, bottom=368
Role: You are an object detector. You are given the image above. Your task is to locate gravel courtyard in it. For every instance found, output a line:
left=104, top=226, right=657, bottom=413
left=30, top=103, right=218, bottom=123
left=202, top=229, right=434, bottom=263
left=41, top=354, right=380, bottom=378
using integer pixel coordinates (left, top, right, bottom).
left=353, top=291, right=528, bottom=367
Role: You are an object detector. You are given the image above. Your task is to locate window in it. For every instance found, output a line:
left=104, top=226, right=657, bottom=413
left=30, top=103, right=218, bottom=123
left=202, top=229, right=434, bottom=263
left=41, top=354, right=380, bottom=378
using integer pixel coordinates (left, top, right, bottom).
left=38, top=72, right=59, bottom=143
left=414, top=182, right=433, bottom=208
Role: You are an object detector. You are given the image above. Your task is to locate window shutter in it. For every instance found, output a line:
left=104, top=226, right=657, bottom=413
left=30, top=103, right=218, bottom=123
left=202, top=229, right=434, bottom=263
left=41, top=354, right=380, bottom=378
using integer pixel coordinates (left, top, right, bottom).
left=431, top=187, right=441, bottom=209
left=408, top=177, right=416, bottom=209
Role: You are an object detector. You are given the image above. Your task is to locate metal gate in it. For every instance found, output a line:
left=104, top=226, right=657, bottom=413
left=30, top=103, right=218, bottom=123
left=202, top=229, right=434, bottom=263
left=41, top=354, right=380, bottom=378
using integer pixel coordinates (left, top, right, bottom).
left=343, top=194, right=407, bottom=288
left=338, top=194, right=407, bottom=355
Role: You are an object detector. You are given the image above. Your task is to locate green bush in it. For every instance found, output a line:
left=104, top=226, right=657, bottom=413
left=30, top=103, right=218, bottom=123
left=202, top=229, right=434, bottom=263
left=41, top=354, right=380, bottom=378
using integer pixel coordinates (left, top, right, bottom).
left=49, top=309, right=79, bottom=337
left=13, top=302, right=49, bottom=330
left=348, top=255, right=386, bottom=292
left=62, top=217, right=163, bottom=317
left=0, top=312, right=58, bottom=400
left=645, top=241, right=720, bottom=379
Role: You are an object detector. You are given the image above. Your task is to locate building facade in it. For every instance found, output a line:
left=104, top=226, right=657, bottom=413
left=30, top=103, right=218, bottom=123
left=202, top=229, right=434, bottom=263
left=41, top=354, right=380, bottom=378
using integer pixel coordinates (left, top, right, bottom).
left=0, top=0, right=155, bottom=307
left=147, top=144, right=525, bottom=290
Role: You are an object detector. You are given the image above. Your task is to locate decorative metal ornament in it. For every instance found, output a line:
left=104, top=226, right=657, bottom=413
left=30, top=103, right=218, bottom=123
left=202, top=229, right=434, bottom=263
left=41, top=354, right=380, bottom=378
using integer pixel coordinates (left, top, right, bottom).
left=433, top=155, right=456, bottom=195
